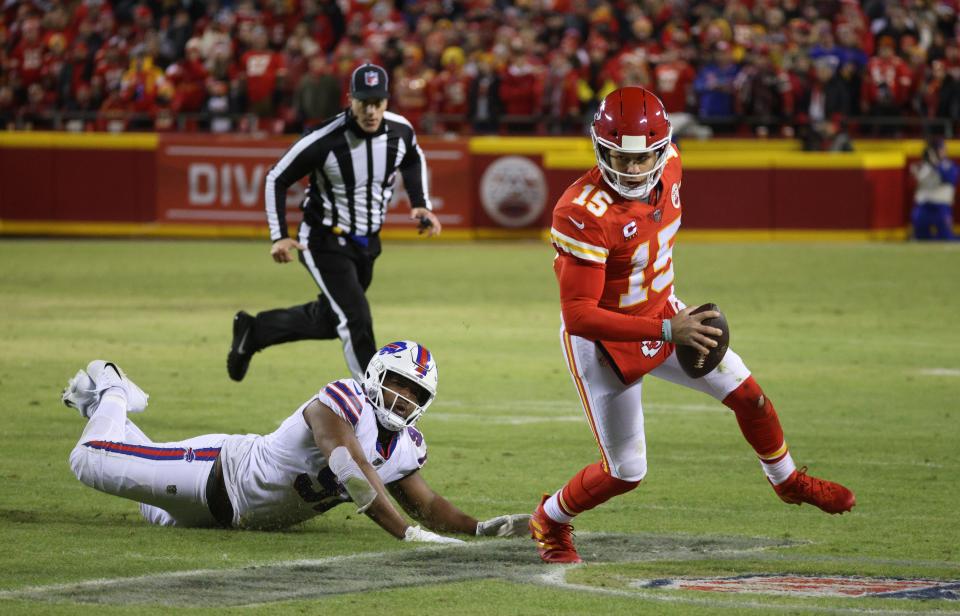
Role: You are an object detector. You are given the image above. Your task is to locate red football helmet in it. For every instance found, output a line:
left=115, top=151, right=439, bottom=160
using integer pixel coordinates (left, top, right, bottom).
left=590, top=87, right=673, bottom=200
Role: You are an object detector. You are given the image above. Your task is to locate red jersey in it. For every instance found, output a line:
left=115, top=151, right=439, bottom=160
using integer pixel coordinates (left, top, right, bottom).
left=550, top=146, right=683, bottom=383
left=653, top=60, right=695, bottom=113
left=241, top=50, right=285, bottom=103
left=862, top=56, right=912, bottom=106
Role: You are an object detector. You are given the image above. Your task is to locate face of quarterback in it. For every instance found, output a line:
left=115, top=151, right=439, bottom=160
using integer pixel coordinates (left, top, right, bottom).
left=608, top=149, right=660, bottom=188
left=380, top=372, right=428, bottom=421
left=350, top=97, right=388, bottom=133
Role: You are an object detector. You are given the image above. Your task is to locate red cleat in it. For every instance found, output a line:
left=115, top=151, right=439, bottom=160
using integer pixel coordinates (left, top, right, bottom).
left=530, top=494, right=582, bottom=564
left=773, top=466, right=856, bottom=514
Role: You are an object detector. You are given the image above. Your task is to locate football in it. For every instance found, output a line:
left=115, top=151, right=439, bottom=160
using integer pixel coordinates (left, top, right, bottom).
left=675, top=303, right=730, bottom=379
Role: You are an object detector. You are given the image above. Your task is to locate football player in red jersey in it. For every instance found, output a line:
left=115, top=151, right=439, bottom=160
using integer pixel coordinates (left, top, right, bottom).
left=529, top=87, right=856, bottom=565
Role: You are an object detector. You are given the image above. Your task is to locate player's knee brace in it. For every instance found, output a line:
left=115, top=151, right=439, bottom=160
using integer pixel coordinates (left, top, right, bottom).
left=723, top=376, right=769, bottom=417
left=613, top=457, right=648, bottom=483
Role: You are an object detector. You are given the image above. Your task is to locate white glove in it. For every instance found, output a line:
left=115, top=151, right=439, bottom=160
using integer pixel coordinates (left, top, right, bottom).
left=475, top=514, right=532, bottom=537
left=403, top=525, right=466, bottom=544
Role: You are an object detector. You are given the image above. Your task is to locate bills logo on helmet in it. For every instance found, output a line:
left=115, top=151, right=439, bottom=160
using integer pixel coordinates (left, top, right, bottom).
left=379, top=341, right=408, bottom=355
left=365, top=70, right=380, bottom=86
left=413, top=345, right=433, bottom=378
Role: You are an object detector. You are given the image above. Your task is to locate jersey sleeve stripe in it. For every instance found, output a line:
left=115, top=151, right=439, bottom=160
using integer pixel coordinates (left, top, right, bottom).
left=323, top=386, right=360, bottom=425
left=550, top=228, right=608, bottom=263
left=330, top=380, right=363, bottom=416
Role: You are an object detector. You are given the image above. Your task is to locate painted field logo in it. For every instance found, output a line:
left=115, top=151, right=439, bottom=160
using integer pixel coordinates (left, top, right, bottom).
left=634, top=575, right=960, bottom=600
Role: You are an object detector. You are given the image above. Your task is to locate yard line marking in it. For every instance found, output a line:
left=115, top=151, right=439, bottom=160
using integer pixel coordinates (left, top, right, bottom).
left=916, top=368, right=960, bottom=377
left=442, top=399, right=721, bottom=412
left=428, top=413, right=584, bottom=425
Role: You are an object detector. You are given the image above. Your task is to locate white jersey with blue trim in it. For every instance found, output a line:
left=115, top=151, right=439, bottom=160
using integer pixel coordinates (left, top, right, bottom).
left=219, top=378, right=428, bottom=530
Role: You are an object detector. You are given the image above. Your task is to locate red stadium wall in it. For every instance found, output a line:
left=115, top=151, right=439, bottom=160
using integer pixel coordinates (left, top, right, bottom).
left=0, top=133, right=945, bottom=240
left=0, top=134, right=156, bottom=224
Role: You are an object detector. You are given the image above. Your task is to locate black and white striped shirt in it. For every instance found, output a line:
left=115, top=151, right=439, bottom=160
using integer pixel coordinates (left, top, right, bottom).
left=265, top=110, right=432, bottom=240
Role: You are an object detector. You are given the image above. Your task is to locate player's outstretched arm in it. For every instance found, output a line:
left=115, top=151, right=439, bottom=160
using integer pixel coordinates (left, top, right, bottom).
left=389, top=472, right=530, bottom=537
left=302, top=401, right=410, bottom=539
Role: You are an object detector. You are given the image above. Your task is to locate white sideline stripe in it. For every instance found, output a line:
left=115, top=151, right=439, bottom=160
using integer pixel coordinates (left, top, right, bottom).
left=440, top=400, right=721, bottom=412
left=537, top=570, right=959, bottom=615
left=428, top=413, right=583, bottom=425
left=427, top=402, right=721, bottom=424
left=916, top=368, right=960, bottom=377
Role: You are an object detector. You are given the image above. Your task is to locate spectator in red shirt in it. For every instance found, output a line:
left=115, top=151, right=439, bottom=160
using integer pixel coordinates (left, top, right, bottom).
left=499, top=41, right=544, bottom=132
left=239, top=26, right=286, bottom=117
left=428, top=46, right=472, bottom=133
left=305, top=0, right=346, bottom=54
left=166, top=38, right=209, bottom=113
left=11, top=17, right=46, bottom=88
left=542, top=51, right=582, bottom=134
left=654, top=46, right=695, bottom=114
left=861, top=36, right=912, bottom=124
left=94, top=38, right=128, bottom=94
left=392, top=44, right=433, bottom=131
left=653, top=45, right=710, bottom=139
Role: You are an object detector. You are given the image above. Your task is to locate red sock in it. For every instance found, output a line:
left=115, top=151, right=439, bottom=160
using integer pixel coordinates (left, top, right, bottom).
left=722, top=376, right=787, bottom=460
left=557, top=461, right=640, bottom=517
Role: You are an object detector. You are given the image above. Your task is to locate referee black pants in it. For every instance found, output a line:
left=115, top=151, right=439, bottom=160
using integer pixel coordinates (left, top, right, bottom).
left=252, top=225, right=381, bottom=380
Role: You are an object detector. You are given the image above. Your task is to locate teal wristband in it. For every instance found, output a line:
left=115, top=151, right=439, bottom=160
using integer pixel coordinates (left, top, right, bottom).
left=662, top=319, right=672, bottom=342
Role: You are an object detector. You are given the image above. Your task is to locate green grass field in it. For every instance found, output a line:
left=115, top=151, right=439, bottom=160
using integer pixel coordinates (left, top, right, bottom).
left=1, top=238, right=959, bottom=615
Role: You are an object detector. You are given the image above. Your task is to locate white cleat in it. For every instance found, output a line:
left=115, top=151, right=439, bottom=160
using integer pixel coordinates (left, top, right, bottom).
left=85, top=360, right=149, bottom=413
left=61, top=369, right=98, bottom=418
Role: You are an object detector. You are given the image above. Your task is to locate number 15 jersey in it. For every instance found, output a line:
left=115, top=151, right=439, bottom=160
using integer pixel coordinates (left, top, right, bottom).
left=549, top=145, right=683, bottom=384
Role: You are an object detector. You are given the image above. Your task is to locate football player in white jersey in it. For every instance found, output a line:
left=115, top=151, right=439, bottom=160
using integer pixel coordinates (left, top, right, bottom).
left=62, top=341, right=529, bottom=544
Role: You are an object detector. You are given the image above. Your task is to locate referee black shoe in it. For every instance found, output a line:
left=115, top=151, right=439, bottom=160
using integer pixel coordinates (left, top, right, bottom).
left=227, top=311, right=256, bottom=382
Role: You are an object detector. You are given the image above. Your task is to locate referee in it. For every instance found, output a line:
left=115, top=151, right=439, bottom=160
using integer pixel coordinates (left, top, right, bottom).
left=228, top=63, right=441, bottom=382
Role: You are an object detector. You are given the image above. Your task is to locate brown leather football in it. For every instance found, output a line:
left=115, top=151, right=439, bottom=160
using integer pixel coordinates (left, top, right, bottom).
left=675, top=303, right=730, bottom=379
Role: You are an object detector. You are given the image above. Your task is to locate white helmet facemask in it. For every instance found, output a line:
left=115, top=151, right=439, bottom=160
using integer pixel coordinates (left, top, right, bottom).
left=366, top=369, right=431, bottom=431
left=362, top=341, right=437, bottom=432
left=591, top=129, right=672, bottom=200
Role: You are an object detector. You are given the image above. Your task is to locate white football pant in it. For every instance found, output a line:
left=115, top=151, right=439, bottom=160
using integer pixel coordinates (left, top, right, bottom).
left=561, top=328, right=750, bottom=482
left=69, top=392, right=228, bottom=527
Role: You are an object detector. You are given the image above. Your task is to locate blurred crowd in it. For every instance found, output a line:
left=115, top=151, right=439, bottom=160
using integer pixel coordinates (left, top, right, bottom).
left=1, top=0, right=959, bottom=139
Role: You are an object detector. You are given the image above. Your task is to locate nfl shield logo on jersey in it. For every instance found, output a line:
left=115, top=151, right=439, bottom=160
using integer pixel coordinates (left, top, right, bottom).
left=365, top=70, right=380, bottom=86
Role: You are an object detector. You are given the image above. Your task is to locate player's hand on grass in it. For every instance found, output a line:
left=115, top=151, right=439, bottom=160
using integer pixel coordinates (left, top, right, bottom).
left=670, top=305, right=723, bottom=355
left=403, top=525, right=465, bottom=544
left=475, top=514, right=532, bottom=537
left=271, top=238, right=306, bottom=263
left=411, top=208, right=442, bottom=237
